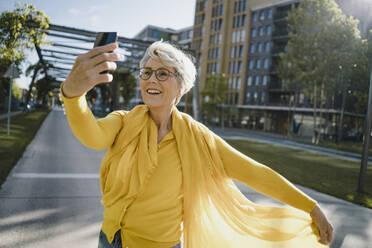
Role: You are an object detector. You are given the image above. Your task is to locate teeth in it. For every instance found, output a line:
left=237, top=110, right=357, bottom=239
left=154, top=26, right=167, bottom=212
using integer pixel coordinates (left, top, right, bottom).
left=147, top=89, right=161, bottom=94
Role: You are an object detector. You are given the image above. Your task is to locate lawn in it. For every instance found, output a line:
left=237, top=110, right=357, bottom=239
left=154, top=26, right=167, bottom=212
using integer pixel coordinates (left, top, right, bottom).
left=0, top=110, right=50, bottom=187
left=225, top=139, right=372, bottom=209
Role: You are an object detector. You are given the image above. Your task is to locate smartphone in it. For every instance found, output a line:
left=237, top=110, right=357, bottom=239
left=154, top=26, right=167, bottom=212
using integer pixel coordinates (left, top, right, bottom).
left=94, top=32, right=118, bottom=48
left=94, top=32, right=118, bottom=74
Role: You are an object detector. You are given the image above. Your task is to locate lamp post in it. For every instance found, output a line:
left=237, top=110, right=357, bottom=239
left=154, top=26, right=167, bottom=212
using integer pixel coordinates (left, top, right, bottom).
left=337, top=64, right=357, bottom=143
left=358, top=59, right=372, bottom=193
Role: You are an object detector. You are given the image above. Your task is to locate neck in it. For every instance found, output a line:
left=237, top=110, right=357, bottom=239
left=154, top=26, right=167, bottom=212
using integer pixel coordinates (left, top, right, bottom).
left=148, top=105, right=173, bottom=131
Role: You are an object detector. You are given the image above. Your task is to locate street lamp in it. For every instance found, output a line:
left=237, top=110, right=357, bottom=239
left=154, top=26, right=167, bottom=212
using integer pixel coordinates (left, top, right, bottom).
left=337, top=64, right=357, bottom=143
left=358, top=60, right=372, bottom=193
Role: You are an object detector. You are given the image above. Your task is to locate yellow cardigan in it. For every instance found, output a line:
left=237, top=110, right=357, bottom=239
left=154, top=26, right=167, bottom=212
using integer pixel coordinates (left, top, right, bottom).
left=61, top=86, right=327, bottom=248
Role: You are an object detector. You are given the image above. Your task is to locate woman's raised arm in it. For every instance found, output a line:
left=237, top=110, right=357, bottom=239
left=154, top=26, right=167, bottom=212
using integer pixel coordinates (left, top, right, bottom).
left=60, top=42, right=125, bottom=150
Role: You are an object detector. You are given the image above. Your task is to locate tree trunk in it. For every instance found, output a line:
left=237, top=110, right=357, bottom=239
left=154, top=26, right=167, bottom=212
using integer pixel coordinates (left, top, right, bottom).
left=25, top=68, right=39, bottom=108
left=312, top=83, right=318, bottom=144
left=316, top=82, right=325, bottom=144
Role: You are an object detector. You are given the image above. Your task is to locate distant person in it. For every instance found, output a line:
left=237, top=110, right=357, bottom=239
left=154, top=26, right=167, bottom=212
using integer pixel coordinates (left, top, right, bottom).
left=60, top=41, right=333, bottom=248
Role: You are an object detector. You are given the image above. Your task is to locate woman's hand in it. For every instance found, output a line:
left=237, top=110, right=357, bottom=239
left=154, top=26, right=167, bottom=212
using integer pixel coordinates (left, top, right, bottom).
left=310, top=204, right=334, bottom=245
left=62, top=42, right=123, bottom=98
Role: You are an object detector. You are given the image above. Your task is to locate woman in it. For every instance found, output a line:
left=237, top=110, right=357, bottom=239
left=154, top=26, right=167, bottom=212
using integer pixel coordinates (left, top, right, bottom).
left=61, top=41, right=333, bottom=248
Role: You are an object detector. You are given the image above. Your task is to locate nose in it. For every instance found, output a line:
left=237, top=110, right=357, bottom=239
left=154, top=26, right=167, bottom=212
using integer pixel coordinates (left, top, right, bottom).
left=148, top=71, right=158, bottom=82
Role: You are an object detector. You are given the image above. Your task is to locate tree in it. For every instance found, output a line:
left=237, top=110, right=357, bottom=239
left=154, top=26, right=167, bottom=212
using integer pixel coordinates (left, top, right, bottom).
left=24, top=60, right=53, bottom=108
left=118, top=72, right=137, bottom=109
left=0, top=3, right=50, bottom=107
left=35, top=75, right=55, bottom=106
left=278, top=0, right=361, bottom=144
left=200, top=73, right=228, bottom=125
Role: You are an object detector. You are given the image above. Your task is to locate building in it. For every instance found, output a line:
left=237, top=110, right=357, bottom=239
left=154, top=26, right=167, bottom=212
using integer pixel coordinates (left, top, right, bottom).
left=191, top=0, right=367, bottom=135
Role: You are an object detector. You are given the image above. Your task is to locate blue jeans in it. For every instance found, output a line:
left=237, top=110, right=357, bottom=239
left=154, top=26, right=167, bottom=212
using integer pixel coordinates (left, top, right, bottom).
left=98, top=230, right=181, bottom=248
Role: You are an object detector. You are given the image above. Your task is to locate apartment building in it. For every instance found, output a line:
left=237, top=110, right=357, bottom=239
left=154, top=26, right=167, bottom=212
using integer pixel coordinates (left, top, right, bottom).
left=192, top=0, right=303, bottom=133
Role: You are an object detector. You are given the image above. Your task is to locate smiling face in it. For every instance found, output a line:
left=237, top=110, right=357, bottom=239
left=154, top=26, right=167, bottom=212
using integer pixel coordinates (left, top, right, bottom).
left=140, top=58, right=181, bottom=109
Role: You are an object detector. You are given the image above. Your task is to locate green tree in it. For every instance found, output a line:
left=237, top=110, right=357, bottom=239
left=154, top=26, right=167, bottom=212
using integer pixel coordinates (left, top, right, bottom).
left=278, top=0, right=361, bottom=144
left=12, top=82, right=22, bottom=100
left=35, top=75, right=54, bottom=106
left=201, top=73, right=228, bottom=125
left=24, top=60, right=53, bottom=108
left=0, top=3, right=50, bottom=107
left=118, top=72, right=137, bottom=109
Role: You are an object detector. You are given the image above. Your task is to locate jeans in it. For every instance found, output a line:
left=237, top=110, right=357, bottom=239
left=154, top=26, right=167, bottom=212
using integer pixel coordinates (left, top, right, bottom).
left=98, top=230, right=181, bottom=248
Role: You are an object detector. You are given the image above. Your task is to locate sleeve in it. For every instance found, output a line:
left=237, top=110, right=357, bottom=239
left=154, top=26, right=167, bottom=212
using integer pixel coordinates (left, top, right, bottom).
left=214, top=134, right=317, bottom=213
left=60, top=82, right=124, bottom=150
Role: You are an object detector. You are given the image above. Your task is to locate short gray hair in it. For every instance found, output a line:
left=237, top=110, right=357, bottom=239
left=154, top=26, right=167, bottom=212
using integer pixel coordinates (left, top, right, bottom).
left=140, top=40, right=196, bottom=96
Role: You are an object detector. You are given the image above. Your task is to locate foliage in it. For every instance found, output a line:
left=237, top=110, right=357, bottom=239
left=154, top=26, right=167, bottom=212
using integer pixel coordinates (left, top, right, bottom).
left=12, top=82, right=22, bottom=100
left=0, top=3, right=50, bottom=107
left=114, top=70, right=137, bottom=109
left=0, top=3, right=50, bottom=67
left=278, top=0, right=362, bottom=142
left=201, top=73, right=228, bottom=124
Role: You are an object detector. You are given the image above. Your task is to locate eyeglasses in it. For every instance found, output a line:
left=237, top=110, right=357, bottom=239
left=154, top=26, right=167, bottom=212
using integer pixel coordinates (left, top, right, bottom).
left=139, top=67, right=178, bottom=81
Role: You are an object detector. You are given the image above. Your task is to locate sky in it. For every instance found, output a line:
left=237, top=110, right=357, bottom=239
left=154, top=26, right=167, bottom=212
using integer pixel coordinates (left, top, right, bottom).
left=0, top=0, right=196, bottom=89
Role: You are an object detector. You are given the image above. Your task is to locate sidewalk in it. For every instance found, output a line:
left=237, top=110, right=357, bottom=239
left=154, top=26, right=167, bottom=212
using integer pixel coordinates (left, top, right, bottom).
left=0, top=111, right=22, bottom=120
left=210, top=126, right=372, bottom=164
left=0, top=110, right=371, bottom=247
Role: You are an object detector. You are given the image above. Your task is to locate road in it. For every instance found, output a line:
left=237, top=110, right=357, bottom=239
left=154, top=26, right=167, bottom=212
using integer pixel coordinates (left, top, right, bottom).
left=0, top=109, right=371, bottom=248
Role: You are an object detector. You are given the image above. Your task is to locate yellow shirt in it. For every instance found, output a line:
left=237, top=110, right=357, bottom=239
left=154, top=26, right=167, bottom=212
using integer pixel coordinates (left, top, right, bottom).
left=61, top=84, right=317, bottom=248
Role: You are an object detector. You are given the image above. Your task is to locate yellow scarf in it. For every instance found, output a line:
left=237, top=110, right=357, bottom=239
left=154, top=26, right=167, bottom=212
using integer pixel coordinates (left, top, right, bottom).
left=100, top=105, right=327, bottom=248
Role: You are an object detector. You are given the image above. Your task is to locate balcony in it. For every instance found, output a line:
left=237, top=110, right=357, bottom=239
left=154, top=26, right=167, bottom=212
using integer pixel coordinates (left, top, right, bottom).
left=272, top=29, right=289, bottom=40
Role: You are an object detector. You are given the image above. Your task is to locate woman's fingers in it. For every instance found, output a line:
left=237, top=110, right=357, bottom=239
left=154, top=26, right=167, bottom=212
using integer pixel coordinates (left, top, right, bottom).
left=84, top=42, right=118, bottom=59
left=86, top=52, right=123, bottom=69
left=92, top=61, right=117, bottom=75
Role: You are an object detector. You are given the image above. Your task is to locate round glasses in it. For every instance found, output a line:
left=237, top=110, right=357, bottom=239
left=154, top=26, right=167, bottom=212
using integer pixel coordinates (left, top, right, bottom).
left=139, top=67, right=178, bottom=81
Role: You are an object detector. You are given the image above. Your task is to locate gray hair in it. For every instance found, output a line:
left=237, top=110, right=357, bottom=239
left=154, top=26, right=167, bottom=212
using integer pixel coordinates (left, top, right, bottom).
left=140, top=41, right=196, bottom=97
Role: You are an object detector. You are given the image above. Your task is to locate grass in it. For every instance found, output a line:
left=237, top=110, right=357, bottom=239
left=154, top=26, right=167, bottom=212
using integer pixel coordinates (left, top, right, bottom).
left=0, top=110, right=50, bottom=187
left=225, top=139, right=372, bottom=209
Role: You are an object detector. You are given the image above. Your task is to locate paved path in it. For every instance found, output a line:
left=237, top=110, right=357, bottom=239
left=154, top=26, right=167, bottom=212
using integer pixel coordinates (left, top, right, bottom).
left=0, top=109, right=371, bottom=247
left=211, top=127, right=372, bottom=164
left=0, top=111, right=22, bottom=120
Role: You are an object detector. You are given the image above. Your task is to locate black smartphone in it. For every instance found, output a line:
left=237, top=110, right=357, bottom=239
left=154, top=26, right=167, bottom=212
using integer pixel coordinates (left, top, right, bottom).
left=94, top=32, right=118, bottom=74
left=94, top=32, right=117, bottom=48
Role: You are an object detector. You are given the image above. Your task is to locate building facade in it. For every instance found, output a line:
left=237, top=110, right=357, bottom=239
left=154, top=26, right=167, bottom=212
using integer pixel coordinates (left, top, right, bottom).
left=192, top=0, right=303, bottom=133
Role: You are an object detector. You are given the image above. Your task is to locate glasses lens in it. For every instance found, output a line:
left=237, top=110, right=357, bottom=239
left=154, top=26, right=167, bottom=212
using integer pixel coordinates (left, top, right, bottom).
left=156, top=69, right=170, bottom=81
left=140, top=68, right=152, bottom=80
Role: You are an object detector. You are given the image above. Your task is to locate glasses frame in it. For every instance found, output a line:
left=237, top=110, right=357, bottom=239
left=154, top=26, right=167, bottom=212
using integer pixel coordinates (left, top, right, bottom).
left=139, top=67, right=179, bottom=81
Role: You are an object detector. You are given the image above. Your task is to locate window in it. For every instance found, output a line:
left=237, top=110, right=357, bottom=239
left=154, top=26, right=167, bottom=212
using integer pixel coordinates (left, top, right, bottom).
left=251, top=28, right=256, bottom=38
left=259, top=27, right=264, bottom=36
left=151, top=29, right=159, bottom=39
left=241, top=15, right=246, bottom=26
left=258, top=43, right=263, bottom=53
left=255, top=76, right=260, bottom=86
left=239, top=45, right=244, bottom=57
left=229, top=62, right=232, bottom=74
left=249, top=60, right=254, bottom=70
left=232, top=31, right=236, bottom=43
left=261, top=92, right=265, bottom=102
left=262, top=75, right=267, bottom=86
left=240, top=30, right=245, bottom=42
left=243, top=0, right=247, bottom=11
left=268, top=9, right=273, bottom=19
left=256, top=59, right=261, bottom=69
left=230, top=47, right=234, bottom=58
left=254, top=91, right=258, bottom=99
left=233, top=16, right=236, bottom=28
left=237, top=77, right=241, bottom=89
left=266, top=25, right=271, bottom=35
left=260, top=10, right=265, bottom=20
left=252, top=11, right=257, bottom=22
left=264, top=58, right=269, bottom=69
left=265, top=42, right=271, bottom=52
left=237, top=15, right=241, bottom=27
left=237, top=61, right=242, bottom=73
left=247, top=76, right=252, bottom=86
left=246, top=92, right=251, bottom=101
left=250, top=43, right=255, bottom=53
